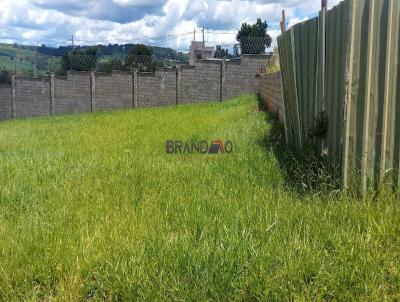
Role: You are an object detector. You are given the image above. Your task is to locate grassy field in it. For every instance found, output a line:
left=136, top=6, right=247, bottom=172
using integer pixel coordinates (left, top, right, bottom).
left=0, top=95, right=399, bottom=301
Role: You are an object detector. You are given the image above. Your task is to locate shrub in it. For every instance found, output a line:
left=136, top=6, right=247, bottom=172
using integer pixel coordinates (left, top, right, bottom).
left=0, top=68, right=11, bottom=84
left=97, top=58, right=125, bottom=73
left=59, top=47, right=98, bottom=74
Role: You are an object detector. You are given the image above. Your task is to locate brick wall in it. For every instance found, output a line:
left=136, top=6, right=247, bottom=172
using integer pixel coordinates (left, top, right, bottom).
left=14, top=77, right=51, bottom=118
left=259, top=72, right=284, bottom=121
left=0, top=84, right=12, bottom=120
left=178, top=61, right=221, bottom=104
left=53, top=72, right=91, bottom=115
left=94, top=71, right=133, bottom=111
left=137, top=69, right=176, bottom=107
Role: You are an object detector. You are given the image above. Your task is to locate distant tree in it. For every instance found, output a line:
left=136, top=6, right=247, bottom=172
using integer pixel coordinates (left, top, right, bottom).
left=127, top=44, right=151, bottom=58
left=125, top=44, right=155, bottom=71
left=0, top=68, right=12, bottom=84
left=236, top=18, right=272, bottom=54
left=60, top=47, right=98, bottom=74
left=84, top=47, right=98, bottom=57
left=233, top=44, right=239, bottom=57
left=214, top=46, right=229, bottom=59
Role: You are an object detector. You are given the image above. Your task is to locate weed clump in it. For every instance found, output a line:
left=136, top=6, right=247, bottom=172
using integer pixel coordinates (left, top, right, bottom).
left=260, top=109, right=340, bottom=196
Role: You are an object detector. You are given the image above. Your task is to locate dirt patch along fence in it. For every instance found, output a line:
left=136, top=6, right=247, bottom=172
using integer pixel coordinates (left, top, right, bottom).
left=278, top=0, right=400, bottom=192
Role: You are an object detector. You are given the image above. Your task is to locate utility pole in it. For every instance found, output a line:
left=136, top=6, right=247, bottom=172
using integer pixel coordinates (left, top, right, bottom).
left=193, top=29, right=196, bottom=41
left=71, top=35, right=74, bottom=48
left=280, top=10, right=286, bottom=33
left=322, top=0, right=327, bottom=10
left=202, top=27, right=205, bottom=46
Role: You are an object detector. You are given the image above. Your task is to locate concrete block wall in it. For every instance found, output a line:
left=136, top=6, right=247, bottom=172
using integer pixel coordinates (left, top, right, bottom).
left=259, top=72, right=284, bottom=121
left=0, top=84, right=12, bottom=120
left=224, top=55, right=267, bottom=100
left=178, top=61, right=221, bottom=104
left=137, top=69, right=177, bottom=107
left=0, top=55, right=272, bottom=122
left=14, top=77, right=51, bottom=118
left=53, top=71, right=91, bottom=115
left=94, top=71, right=133, bottom=111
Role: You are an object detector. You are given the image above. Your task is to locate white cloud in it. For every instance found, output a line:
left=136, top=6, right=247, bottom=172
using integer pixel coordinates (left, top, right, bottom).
left=287, top=16, right=309, bottom=28
left=0, top=0, right=345, bottom=50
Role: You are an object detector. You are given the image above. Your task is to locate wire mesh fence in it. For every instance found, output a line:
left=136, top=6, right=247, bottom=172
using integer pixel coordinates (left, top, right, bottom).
left=0, top=36, right=273, bottom=83
left=0, top=52, right=189, bottom=82
left=237, top=36, right=272, bottom=55
left=209, top=36, right=273, bottom=59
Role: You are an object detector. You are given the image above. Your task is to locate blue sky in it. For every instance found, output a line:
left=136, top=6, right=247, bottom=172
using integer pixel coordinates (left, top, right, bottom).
left=0, top=0, right=341, bottom=51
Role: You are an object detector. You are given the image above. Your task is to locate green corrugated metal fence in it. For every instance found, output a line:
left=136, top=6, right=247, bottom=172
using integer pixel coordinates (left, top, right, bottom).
left=278, top=0, right=400, bottom=192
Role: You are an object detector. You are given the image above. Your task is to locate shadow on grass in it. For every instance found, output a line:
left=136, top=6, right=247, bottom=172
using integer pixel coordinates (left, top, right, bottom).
left=256, top=97, right=341, bottom=197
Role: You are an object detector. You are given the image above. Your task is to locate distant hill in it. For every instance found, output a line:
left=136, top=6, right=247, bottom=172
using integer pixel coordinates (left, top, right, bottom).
left=0, top=43, right=54, bottom=77
left=0, top=43, right=188, bottom=79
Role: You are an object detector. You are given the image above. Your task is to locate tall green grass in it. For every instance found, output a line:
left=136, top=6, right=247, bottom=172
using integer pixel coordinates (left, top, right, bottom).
left=0, top=95, right=399, bottom=301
